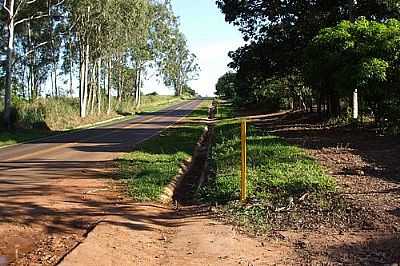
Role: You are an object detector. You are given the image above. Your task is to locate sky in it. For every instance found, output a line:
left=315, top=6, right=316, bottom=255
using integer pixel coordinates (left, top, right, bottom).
left=143, top=0, right=244, bottom=97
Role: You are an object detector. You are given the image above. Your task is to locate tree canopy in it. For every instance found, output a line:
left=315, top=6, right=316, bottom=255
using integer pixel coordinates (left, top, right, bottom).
left=1, top=0, right=199, bottom=126
left=305, top=18, right=400, bottom=123
left=216, top=0, right=400, bottom=130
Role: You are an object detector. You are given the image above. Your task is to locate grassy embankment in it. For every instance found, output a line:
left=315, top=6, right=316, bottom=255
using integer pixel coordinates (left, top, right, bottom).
left=0, top=95, right=182, bottom=148
left=200, top=102, right=338, bottom=233
left=117, top=100, right=211, bottom=201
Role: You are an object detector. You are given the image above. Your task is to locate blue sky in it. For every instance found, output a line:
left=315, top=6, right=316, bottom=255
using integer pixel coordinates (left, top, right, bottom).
left=144, top=0, right=244, bottom=96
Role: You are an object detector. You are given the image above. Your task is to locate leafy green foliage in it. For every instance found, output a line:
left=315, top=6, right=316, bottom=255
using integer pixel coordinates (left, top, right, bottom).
left=305, top=18, right=400, bottom=126
left=159, top=29, right=200, bottom=96
left=216, top=0, right=400, bottom=124
left=215, top=71, right=299, bottom=112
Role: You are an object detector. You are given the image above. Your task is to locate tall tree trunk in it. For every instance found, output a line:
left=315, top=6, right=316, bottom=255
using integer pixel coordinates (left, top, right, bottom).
left=69, top=34, right=73, bottom=97
left=83, top=41, right=90, bottom=116
left=53, top=60, right=58, bottom=97
left=4, top=0, right=15, bottom=128
left=107, top=58, right=112, bottom=115
left=117, top=66, right=122, bottom=102
left=97, top=58, right=102, bottom=114
left=79, top=42, right=90, bottom=118
left=80, top=6, right=91, bottom=118
left=51, top=71, right=54, bottom=96
left=135, top=67, right=141, bottom=110
left=27, top=21, right=37, bottom=100
left=353, top=89, right=359, bottom=120
left=48, top=0, right=58, bottom=97
left=22, top=62, right=26, bottom=99
left=349, top=0, right=359, bottom=121
left=79, top=46, right=85, bottom=117
left=90, top=81, right=95, bottom=115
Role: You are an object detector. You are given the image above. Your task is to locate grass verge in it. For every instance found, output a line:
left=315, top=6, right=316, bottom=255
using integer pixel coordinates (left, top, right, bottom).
left=200, top=103, right=342, bottom=233
left=0, top=96, right=183, bottom=148
left=117, top=100, right=211, bottom=201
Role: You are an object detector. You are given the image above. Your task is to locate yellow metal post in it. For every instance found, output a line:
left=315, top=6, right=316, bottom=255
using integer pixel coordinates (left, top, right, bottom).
left=240, top=119, right=248, bottom=202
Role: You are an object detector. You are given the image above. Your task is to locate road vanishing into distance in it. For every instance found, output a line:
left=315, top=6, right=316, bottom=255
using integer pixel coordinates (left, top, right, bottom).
left=0, top=100, right=202, bottom=264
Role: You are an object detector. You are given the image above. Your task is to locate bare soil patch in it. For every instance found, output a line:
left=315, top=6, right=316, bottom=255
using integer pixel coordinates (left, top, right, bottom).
left=250, top=111, right=400, bottom=264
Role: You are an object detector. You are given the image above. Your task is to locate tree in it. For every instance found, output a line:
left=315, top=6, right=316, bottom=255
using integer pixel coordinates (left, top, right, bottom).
left=305, top=18, right=400, bottom=126
left=2, top=0, right=197, bottom=124
left=2, top=0, right=52, bottom=127
left=161, top=30, right=199, bottom=96
left=215, top=72, right=237, bottom=99
left=216, top=0, right=400, bottom=115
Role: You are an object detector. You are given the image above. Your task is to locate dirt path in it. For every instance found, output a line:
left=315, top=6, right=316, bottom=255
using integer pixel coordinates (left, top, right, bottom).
left=251, top=111, right=400, bottom=264
left=58, top=204, right=291, bottom=266
left=59, top=111, right=400, bottom=266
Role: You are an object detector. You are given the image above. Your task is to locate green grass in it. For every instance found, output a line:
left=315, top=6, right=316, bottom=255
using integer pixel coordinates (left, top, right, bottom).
left=0, top=96, right=183, bottom=148
left=215, top=100, right=235, bottom=120
left=202, top=121, right=335, bottom=203
left=117, top=100, right=211, bottom=201
left=200, top=104, right=337, bottom=232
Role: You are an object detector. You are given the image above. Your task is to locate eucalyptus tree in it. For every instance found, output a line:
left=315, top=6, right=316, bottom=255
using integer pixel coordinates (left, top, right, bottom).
left=2, top=0, right=197, bottom=124
left=160, top=30, right=199, bottom=96
left=129, top=0, right=175, bottom=109
left=2, top=0, right=59, bottom=127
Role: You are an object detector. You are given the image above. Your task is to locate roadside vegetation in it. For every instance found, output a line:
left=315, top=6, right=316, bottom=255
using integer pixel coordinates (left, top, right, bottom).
left=1, top=0, right=199, bottom=130
left=200, top=103, right=350, bottom=233
left=117, top=101, right=210, bottom=201
left=216, top=1, right=400, bottom=134
left=0, top=95, right=182, bottom=148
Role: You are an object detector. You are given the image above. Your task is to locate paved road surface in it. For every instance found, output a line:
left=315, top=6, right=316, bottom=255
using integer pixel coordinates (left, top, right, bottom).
left=0, top=100, right=202, bottom=264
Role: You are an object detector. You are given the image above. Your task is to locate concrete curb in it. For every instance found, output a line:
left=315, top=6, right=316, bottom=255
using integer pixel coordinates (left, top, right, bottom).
left=159, top=125, right=210, bottom=204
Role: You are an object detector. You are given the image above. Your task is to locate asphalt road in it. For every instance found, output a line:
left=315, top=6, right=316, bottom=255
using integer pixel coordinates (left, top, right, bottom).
left=0, top=99, right=202, bottom=264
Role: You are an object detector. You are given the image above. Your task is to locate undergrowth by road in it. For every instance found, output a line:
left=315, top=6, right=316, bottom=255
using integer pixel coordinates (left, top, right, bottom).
left=200, top=103, right=355, bottom=233
left=0, top=96, right=182, bottom=148
left=117, top=100, right=211, bottom=201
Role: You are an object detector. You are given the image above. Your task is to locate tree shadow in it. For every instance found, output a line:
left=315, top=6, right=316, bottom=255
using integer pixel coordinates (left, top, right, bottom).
left=0, top=102, right=204, bottom=160
left=253, top=112, right=400, bottom=184
left=0, top=100, right=209, bottom=263
left=0, top=158, right=210, bottom=264
left=322, top=234, right=400, bottom=265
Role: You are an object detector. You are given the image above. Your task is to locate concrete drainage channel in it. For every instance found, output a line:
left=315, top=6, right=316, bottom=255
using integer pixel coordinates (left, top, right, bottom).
left=161, top=106, right=216, bottom=205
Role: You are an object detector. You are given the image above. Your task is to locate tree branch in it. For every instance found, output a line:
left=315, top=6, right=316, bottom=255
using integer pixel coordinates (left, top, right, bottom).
left=54, top=0, right=64, bottom=7
left=23, top=41, right=49, bottom=56
left=3, top=0, right=11, bottom=16
left=14, top=13, right=48, bottom=26
left=14, top=0, right=27, bottom=18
